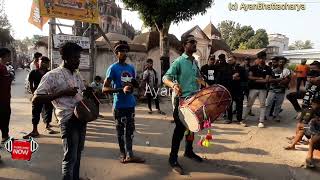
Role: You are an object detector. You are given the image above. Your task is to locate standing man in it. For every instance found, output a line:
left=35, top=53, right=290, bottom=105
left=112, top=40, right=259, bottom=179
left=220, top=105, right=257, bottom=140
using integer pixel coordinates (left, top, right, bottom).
left=287, top=61, right=320, bottom=113
left=143, top=58, right=165, bottom=115
left=102, top=41, right=145, bottom=164
left=30, top=52, right=42, bottom=70
left=200, top=54, right=216, bottom=86
left=243, top=51, right=272, bottom=128
left=23, top=56, right=55, bottom=139
left=32, top=42, right=87, bottom=180
left=0, top=48, right=12, bottom=149
left=225, top=55, right=247, bottom=126
left=266, top=57, right=291, bottom=122
left=163, top=35, right=207, bottom=175
left=295, top=59, right=309, bottom=93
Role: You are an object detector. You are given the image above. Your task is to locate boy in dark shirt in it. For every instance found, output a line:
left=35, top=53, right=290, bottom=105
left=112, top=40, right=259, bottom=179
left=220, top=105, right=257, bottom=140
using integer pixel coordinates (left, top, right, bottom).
left=0, top=48, right=12, bottom=148
left=23, top=56, right=55, bottom=139
left=200, top=54, right=216, bottom=86
left=243, top=51, right=272, bottom=128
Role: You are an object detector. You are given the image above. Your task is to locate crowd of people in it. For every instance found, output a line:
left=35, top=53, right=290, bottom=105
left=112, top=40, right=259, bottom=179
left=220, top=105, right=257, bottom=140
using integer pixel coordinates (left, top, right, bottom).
left=0, top=34, right=319, bottom=179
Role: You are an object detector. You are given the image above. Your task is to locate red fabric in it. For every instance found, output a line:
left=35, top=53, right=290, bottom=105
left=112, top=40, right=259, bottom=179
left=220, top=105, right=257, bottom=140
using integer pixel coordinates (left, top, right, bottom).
left=0, top=64, right=11, bottom=104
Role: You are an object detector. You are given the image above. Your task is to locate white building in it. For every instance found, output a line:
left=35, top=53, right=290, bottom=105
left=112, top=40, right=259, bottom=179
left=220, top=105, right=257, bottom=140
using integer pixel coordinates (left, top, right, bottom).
left=268, top=33, right=289, bottom=54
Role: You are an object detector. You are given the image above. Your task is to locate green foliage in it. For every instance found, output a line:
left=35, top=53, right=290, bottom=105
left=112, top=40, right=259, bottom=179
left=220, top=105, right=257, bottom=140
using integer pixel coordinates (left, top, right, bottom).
left=287, top=64, right=296, bottom=71
left=218, top=20, right=268, bottom=50
left=122, top=0, right=214, bottom=28
left=288, top=40, right=313, bottom=50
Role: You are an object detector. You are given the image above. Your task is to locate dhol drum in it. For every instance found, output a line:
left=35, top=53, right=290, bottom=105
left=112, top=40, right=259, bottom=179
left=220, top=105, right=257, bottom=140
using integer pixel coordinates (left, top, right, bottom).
left=178, top=84, right=232, bottom=132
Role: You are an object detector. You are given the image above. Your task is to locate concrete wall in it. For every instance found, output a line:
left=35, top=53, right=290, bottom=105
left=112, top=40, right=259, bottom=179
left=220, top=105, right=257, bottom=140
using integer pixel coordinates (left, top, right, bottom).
left=146, top=47, right=180, bottom=83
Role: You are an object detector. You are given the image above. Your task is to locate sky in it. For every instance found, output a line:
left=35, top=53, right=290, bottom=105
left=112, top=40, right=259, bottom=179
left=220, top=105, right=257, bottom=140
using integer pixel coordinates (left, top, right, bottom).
left=4, top=0, right=320, bottom=48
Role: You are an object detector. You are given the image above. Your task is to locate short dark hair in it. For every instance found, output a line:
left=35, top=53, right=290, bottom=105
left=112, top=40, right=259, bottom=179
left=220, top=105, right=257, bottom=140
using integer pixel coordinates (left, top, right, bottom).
left=279, top=56, right=288, bottom=63
left=0, top=48, right=11, bottom=58
left=114, top=40, right=130, bottom=53
left=34, top=52, right=42, bottom=59
left=40, top=56, right=50, bottom=62
left=59, top=42, right=82, bottom=60
left=245, top=56, right=251, bottom=61
left=181, top=34, right=195, bottom=45
left=94, top=76, right=102, bottom=81
left=310, top=61, right=320, bottom=69
left=218, top=54, right=226, bottom=60
left=257, top=51, right=267, bottom=60
left=146, top=58, right=153, bottom=63
left=209, top=54, right=215, bottom=60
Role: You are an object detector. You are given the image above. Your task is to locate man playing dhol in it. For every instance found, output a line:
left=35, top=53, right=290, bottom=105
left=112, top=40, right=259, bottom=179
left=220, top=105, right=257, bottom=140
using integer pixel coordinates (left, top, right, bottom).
left=103, top=40, right=145, bottom=164
left=163, top=34, right=208, bottom=175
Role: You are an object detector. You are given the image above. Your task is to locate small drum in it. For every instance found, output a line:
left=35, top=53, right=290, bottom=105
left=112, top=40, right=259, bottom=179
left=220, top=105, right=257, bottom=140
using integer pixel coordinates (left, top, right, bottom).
left=179, top=84, right=232, bottom=132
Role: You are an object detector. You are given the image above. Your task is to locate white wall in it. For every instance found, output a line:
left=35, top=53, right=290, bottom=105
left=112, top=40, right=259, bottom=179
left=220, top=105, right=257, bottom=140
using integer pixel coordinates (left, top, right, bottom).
left=147, top=47, right=180, bottom=84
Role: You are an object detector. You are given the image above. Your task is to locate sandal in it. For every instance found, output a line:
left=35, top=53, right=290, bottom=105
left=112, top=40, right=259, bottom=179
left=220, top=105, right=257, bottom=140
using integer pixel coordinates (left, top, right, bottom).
left=148, top=111, right=153, bottom=114
left=119, top=154, right=126, bottom=164
left=46, top=128, right=59, bottom=134
left=124, top=156, right=145, bottom=163
left=23, top=132, right=40, bottom=139
left=286, top=136, right=295, bottom=140
left=1, top=137, right=10, bottom=144
left=284, top=146, right=296, bottom=150
left=306, top=158, right=315, bottom=168
left=158, top=110, right=166, bottom=115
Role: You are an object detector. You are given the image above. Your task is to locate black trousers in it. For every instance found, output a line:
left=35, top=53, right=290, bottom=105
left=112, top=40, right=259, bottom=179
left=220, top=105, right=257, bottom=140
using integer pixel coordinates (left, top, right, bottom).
left=32, top=102, right=53, bottom=125
left=169, top=97, right=194, bottom=162
left=0, top=102, right=11, bottom=139
left=286, top=91, right=306, bottom=112
left=146, top=93, right=160, bottom=111
left=296, top=77, right=307, bottom=93
left=227, top=93, right=244, bottom=121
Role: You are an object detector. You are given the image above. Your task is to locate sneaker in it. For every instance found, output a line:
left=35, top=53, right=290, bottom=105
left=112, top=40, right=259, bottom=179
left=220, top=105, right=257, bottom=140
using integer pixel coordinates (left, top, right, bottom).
left=258, top=122, right=265, bottom=128
left=274, top=117, right=280, bottom=122
left=184, top=151, right=203, bottom=162
left=223, top=120, right=232, bottom=124
left=169, top=161, right=184, bottom=175
left=239, top=121, right=247, bottom=127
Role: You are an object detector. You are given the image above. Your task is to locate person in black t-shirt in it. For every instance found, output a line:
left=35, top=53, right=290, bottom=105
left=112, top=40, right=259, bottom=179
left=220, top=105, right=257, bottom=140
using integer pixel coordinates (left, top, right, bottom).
left=200, top=54, right=216, bottom=86
left=215, top=54, right=233, bottom=90
left=224, top=55, right=247, bottom=126
left=23, top=56, right=55, bottom=139
left=243, top=51, right=272, bottom=128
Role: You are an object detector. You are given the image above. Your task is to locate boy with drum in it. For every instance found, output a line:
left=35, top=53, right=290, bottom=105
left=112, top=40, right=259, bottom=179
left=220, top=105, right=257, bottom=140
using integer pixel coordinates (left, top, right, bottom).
left=163, top=34, right=207, bottom=175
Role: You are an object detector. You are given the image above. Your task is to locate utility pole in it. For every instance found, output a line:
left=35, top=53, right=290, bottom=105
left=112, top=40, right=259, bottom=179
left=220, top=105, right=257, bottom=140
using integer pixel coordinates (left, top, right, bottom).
left=89, top=23, right=95, bottom=81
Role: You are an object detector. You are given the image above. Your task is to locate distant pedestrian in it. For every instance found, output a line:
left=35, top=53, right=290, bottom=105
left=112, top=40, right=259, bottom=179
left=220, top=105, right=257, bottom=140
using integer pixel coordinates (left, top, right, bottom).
left=23, top=56, right=56, bottom=139
left=0, top=48, right=12, bottom=149
left=295, top=59, right=309, bottom=94
left=30, top=52, right=42, bottom=71
left=200, top=54, right=216, bottom=86
left=143, top=58, right=165, bottom=115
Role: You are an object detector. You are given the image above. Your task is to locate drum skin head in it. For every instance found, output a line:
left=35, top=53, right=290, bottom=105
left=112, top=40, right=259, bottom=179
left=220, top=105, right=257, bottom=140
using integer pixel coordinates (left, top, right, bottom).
left=179, top=107, right=200, bottom=132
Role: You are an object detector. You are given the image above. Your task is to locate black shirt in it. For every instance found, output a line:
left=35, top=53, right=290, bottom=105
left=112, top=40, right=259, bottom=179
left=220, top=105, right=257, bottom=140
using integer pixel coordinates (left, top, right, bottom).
left=215, top=62, right=233, bottom=89
left=230, top=64, right=246, bottom=94
left=248, top=65, right=272, bottom=90
left=200, top=64, right=216, bottom=85
left=28, top=69, right=48, bottom=93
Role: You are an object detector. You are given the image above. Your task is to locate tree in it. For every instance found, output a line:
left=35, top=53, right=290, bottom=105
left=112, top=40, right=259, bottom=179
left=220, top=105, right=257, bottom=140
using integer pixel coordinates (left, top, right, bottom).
left=245, top=29, right=269, bottom=49
left=122, top=0, right=214, bottom=76
left=289, top=40, right=313, bottom=50
left=218, top=20, right=268, bottom=50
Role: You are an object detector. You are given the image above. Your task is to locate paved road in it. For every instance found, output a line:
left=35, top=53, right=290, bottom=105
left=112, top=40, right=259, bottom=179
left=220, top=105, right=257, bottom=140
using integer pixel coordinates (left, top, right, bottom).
left=0, top=69, right=319, bottom=180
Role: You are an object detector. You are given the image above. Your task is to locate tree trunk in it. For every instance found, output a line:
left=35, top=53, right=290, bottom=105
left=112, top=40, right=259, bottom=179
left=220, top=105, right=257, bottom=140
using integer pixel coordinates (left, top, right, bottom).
left=159, top=23, right=170, bottom=78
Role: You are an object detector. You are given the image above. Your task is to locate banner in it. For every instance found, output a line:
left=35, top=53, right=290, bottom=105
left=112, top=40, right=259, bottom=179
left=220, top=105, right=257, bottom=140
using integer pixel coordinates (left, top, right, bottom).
left=39, top=0, right=99, bottom=23
left=28, top=0, right=49, bottom=30
left=53, top=34, right=90, bottom=49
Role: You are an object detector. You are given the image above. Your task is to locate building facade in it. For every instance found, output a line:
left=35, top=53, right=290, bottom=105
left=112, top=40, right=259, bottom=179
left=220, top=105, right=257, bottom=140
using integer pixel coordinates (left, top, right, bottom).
left=268, top=33, right=289, bottom=54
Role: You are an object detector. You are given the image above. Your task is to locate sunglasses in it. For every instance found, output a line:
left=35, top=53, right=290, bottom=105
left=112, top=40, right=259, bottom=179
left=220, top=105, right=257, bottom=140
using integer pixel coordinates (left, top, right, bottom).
left=187, top=40, right=197, bottom=44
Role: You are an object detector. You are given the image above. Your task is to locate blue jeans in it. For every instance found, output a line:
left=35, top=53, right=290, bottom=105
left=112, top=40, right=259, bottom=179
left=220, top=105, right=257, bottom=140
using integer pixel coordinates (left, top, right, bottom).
left=113, top=108, right=135, bottom=157
left=61, top=115, right=87, bottom=180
